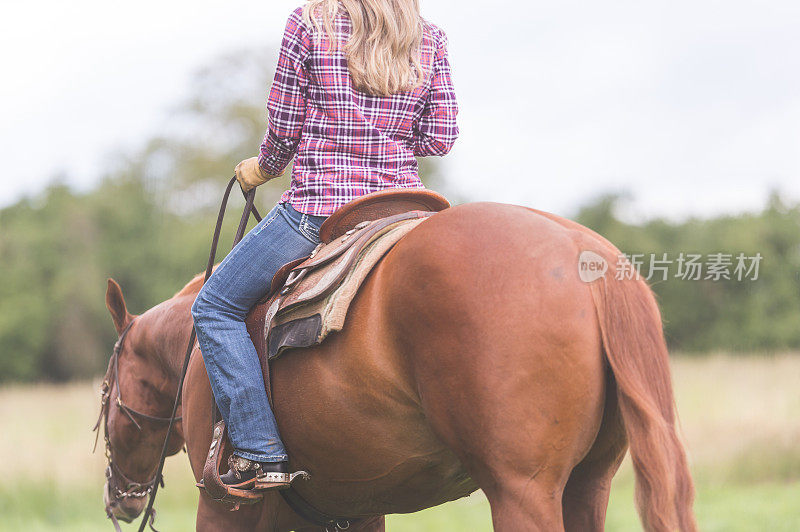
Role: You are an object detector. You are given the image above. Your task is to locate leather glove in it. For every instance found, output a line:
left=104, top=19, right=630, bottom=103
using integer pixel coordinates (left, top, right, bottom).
left=235, top=157, right=277, bottom=193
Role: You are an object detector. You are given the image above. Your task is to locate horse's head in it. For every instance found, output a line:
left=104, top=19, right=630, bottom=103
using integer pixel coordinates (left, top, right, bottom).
left=96, top=279, right=185, bottom=524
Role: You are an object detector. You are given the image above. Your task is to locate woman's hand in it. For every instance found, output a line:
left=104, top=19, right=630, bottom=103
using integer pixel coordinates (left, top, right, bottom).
left=235, top=157, right=278, bottom=193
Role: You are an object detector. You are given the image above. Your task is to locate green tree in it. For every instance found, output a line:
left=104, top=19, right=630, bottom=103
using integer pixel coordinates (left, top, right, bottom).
left=576, top=193, right=800, bottom=353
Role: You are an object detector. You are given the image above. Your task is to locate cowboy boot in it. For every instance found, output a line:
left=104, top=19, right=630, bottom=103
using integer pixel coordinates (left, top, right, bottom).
left=221, top=455, right=307, bottom=491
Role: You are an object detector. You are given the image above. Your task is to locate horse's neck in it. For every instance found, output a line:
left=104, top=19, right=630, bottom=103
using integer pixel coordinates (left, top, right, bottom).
left=140, top=292, right=197, bottom=379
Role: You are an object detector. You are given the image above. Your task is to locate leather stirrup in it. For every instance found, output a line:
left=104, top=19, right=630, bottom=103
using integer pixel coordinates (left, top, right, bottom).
left=198, top=421, right=264, bottom=508
left=198, top=421, right=310, bottom=509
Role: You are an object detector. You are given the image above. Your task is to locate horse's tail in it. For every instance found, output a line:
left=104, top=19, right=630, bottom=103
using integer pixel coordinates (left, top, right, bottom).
left=589, top=269, right=697, bottom=532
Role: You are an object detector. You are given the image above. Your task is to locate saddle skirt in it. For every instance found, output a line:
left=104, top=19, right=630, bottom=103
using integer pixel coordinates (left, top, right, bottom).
left=246, top=189, right=450, bottom=361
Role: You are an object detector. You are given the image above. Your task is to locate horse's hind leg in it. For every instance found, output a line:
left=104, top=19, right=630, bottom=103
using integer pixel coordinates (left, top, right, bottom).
left=402, top=303, right=607, bottom=532
left=476, top=381, right=604, bottom=532
left=562, top=375, right=628, bottom=532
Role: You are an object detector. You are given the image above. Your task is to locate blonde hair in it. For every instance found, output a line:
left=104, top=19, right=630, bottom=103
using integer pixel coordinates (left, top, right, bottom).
left=303, top=0, right=426, bottom=96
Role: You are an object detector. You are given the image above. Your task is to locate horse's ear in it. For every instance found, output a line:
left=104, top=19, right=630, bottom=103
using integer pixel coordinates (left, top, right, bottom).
left=106, top=278, right=133, bottom=334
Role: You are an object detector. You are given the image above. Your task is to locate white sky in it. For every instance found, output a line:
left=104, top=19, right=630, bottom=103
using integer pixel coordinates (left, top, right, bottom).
left=1, top=0, right=799, bottom=218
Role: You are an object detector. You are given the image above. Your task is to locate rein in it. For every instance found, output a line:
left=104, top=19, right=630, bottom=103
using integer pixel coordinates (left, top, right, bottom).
left=93, top=177, right=259, bottom=532
left=135, top=177, right=259, bottom=532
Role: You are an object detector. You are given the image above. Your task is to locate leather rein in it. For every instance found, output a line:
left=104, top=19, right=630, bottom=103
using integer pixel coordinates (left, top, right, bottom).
left=92, top=177, right=259, bottom=532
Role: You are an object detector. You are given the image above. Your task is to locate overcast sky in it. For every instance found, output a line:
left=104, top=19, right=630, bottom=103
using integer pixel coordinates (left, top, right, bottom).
left=2, top=0, right=799, bottom=219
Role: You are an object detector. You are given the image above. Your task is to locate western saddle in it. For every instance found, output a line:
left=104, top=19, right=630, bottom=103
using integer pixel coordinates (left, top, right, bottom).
left=258, top=188, right=450, bottom=360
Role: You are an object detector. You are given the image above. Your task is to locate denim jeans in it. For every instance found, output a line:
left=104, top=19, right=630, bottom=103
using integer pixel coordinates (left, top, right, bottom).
left=191, top=202, right=326, bottom=462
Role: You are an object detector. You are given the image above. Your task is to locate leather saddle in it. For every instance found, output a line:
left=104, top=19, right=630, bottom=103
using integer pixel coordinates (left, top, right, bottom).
left=257, top=188, right=450, bottom=360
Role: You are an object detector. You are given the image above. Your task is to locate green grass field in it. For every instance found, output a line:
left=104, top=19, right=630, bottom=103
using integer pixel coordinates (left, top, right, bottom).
left=1, top=355, right=799, bottom=531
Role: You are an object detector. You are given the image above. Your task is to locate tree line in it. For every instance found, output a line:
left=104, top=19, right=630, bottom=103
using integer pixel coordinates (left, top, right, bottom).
left=575, top=192, right=800, bottom=352
left=1, top=51, right=798, bottom=382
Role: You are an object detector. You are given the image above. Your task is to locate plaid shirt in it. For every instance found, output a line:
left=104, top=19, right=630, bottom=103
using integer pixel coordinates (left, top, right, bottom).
left=259, top=8, right=459, bottom=216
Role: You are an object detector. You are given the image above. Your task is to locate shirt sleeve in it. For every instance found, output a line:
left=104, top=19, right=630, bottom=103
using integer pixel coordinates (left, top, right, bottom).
left=259, top=9, right=311, bottom=176
left=413, top=29, right=459, bottom=157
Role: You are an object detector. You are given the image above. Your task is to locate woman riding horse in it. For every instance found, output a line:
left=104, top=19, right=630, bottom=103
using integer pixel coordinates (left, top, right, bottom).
left=99, top=0, right=698, bottom=529
left=190, top=0, right=458, bottom=493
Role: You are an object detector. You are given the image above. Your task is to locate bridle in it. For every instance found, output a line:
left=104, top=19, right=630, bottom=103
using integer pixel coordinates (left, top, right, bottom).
left=93, top=317, right=181, bottom=532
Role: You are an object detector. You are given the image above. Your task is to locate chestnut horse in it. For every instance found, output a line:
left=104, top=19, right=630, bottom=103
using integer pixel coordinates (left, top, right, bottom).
left=100, top=202, right=696, bottom=531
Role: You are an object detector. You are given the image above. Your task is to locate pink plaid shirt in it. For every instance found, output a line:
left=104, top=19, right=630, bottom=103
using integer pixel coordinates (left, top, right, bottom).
left=259, top=8, right=459, bottom=216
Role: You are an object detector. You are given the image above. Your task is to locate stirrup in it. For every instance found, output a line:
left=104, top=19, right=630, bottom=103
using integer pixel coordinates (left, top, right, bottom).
left=254, top=470, right=311, bottom=490
left=201, top=421, right=311, bottom=508
left=227, top=455, right=311, bottom=490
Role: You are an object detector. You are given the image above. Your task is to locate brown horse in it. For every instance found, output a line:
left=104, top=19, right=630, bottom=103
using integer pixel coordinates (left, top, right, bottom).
left=100, top=202, right=696, bottom=531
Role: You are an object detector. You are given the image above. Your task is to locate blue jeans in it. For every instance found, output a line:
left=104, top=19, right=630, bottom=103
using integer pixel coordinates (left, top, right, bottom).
left=191, top=202, right=327, bottom=462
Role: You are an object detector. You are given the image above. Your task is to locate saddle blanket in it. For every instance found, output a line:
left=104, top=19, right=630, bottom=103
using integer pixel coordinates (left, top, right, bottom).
left=263, top=213, right=430, bottom=359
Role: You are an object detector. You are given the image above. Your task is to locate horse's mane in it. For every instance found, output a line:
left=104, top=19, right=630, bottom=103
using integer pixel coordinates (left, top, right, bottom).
left=174, top=273, right=205, bottom=297
left=174, top=265, right=218, bottom=297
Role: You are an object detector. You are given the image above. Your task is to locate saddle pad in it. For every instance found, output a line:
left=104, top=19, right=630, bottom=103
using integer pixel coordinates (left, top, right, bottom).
left=264, top=216, right=427, bottom=359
